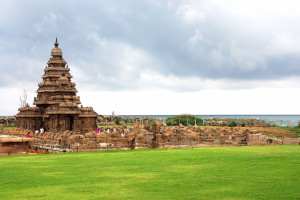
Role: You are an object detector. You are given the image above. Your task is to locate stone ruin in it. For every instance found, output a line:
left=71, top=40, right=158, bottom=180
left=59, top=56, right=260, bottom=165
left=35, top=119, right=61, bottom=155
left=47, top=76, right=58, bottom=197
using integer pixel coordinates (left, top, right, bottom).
left=0, top=135, right=32, bottom=156
left=15, top=38, right=98, bottom=133
left=1, top=122, right=298, bottom=155
left=1, top=38, right=299, bottom=156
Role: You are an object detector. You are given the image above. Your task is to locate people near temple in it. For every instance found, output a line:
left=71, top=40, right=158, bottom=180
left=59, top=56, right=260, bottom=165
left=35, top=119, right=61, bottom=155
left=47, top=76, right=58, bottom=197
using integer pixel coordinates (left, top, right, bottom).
left=124, top=126, right=128, bottom=133
left=35, top=130, right=39, bottom=134
left=26, top=132, right=30, bottom=138
left=113, top=126, right=117, bottom=132
left=40, top=127, right=44, bottom=134
left=121, top=130, right=125, bottom=137
left=107, top=128, right=110, bottom=136
left=100, top=127, right=103, bottom=132
left=95, top=128, right=99, bottom=134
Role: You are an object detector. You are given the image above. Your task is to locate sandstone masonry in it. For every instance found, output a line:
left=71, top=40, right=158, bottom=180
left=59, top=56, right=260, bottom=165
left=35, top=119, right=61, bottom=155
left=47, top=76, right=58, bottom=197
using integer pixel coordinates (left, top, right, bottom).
left=15, top=38, right=98, bottom=133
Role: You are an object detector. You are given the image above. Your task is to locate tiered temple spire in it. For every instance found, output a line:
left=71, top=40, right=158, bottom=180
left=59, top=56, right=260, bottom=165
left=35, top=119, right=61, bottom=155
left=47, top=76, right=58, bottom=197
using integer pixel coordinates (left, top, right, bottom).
left=15, top=38, right=98, bottom=133
left=54, top=37, right=59, bottom=47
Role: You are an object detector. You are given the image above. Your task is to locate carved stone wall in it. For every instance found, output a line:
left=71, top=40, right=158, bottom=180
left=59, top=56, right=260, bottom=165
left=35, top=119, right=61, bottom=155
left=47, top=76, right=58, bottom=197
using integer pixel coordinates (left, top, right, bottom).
left=15, top=39, right=98, bottom=133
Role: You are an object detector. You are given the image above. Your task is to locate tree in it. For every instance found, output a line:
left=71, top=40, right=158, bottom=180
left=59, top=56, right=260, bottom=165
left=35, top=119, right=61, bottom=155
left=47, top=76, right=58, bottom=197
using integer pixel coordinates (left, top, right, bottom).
left=166, top=114, right=203, bottom=126
left=19, top=90, right=28, bottom=107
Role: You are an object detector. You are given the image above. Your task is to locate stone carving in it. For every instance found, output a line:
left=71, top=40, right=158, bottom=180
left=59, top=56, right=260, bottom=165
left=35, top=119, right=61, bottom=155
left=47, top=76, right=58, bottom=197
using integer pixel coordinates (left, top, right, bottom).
left=15, top=38, right=98, bottom=133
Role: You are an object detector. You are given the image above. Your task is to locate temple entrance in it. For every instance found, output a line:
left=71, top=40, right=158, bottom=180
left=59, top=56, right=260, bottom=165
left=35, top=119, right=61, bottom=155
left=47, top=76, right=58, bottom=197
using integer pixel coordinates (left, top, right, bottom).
left=65, top=116, right=73, bottom=131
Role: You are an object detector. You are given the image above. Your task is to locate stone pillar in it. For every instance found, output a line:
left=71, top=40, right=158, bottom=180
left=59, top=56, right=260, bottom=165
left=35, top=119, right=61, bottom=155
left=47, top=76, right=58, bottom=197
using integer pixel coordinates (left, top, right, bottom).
left=134, top=121, right=140, bottom=136
left=73, top=117, right=76, bottom=131
left=155, top=121, right=161, bottom=135
left=151, top=121, right=161, bottom=149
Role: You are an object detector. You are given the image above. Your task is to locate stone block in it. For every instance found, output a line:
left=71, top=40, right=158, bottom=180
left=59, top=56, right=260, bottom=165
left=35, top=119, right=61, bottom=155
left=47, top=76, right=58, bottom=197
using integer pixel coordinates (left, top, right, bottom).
left=11, top=144, right=29, bottom=153
left=0, top=144, right=14, bottom=153
left=0, top=152, right=9, bottom=156
left=282, top=139, right=300, bottom=145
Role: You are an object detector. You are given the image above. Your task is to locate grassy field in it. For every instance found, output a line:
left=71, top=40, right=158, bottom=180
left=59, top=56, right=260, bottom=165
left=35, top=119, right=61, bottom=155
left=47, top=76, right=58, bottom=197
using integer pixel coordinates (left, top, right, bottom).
left=276, top=126, right=300, bottom=138
left=0, top=146, right=299, bottom=200
left=3, top=126, right=16, bottom=130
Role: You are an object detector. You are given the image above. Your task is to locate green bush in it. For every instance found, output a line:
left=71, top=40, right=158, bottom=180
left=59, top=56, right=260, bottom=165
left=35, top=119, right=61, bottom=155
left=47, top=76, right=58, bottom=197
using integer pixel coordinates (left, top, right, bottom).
left=228, top=120, right=237, bottom=127
left=114, top=118, right=120, bottom=125
left=166, top=114, right=203, bottom=126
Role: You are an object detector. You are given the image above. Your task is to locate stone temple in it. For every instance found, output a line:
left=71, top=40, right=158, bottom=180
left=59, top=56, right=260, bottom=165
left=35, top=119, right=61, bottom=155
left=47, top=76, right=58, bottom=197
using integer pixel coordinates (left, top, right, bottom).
left=15, top=38, right=98, bottom=133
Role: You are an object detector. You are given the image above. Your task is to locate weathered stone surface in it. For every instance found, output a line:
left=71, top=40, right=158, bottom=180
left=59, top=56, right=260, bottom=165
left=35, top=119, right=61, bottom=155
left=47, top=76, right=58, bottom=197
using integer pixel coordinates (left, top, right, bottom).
left=0, top=135, right=31, bottom=156
left=2, top=122, right=297, bottom=154
left=15, top=39, right=98, bottom=134
left=134, top=122, right=140, bottom=136
left=85, top=131, right=96, bottom=138
left=282, top=138, right=300, bottom=145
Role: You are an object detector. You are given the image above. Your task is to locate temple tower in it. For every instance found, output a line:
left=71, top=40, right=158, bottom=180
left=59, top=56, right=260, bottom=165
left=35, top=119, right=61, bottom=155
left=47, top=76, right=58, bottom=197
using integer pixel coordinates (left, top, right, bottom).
left=15, top=38, right=98, bottom=133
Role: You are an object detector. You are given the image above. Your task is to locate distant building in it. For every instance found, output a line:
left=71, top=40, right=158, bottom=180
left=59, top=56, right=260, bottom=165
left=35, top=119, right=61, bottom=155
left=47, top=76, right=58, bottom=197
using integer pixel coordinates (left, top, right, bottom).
left=15, top=38, right=98, bottom=133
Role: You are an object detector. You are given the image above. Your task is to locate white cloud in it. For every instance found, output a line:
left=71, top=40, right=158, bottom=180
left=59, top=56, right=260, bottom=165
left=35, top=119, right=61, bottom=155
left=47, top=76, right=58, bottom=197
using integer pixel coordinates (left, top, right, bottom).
left=0, top=54, right=44, bottom=88
left=2, top=82, right=300, bottom=116
left=0, top=87, right=35, bottom=116
left=76, top=87, right=300, bottom=115
left=189, top=29, right=204, bottom=45
left=33, top=11, right=60, bottom=33
left=78, top=32, right=156, bottom=89
left=176, top=3, right=209, bottom=23
left=210, top=0, right=300, bottom=19
left=0, top=0, right=299, bottom=115
left=138, top=70, right=300, bottom=91
left=267, top=32, right=300, bottom=55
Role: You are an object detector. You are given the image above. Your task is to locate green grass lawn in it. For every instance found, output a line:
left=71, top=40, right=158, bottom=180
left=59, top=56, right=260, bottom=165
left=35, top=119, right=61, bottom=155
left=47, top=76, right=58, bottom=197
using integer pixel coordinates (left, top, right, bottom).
left=3, top=126, right=17, bottom=130
left=0, top=146, right=299, bottom=200
left=276, top=126, right=300, bottom=138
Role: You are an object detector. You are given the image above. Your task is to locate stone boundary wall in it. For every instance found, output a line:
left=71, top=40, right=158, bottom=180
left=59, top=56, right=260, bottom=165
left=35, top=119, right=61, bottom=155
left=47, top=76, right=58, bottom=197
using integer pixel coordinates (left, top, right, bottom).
left=2, top=115, right=299, bottom=128
left=0, top=123, right=299, bottom=154
left=0, top=135, right=32, bottom=156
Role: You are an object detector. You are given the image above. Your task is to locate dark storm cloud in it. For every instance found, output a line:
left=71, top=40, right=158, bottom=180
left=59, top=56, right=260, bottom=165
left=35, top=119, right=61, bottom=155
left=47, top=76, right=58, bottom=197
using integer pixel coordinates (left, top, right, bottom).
left=0, top=0, right=299, bottom=91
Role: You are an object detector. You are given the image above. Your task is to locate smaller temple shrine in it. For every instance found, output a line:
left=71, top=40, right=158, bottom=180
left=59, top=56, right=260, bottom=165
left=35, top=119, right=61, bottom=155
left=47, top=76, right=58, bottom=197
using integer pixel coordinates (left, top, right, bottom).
left=15, top=38, right=98, bottom=133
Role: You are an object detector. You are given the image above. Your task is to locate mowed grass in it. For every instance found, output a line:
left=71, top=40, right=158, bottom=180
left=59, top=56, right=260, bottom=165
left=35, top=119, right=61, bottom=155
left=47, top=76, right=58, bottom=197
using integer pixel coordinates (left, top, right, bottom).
left=0, top=146, right=299, bottom=200
left=3, top=126, right=16, bottom=130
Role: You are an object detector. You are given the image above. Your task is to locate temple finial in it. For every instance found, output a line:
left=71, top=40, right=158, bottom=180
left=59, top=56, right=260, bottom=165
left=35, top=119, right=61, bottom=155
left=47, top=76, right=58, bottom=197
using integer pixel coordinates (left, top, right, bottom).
left=54, top=37, right=59, bottom=47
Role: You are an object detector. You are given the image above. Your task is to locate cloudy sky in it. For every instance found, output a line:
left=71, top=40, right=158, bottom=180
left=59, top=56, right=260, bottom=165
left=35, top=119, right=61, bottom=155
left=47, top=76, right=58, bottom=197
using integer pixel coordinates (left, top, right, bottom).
left=0, top=0, right=299, bottom=116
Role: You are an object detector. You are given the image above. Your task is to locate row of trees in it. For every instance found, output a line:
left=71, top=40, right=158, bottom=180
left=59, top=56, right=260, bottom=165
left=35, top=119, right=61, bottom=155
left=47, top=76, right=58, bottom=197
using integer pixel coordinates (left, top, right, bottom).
left=166, top=115, right=244, bottom=127
left=166, top=114, right=203, bottom=126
